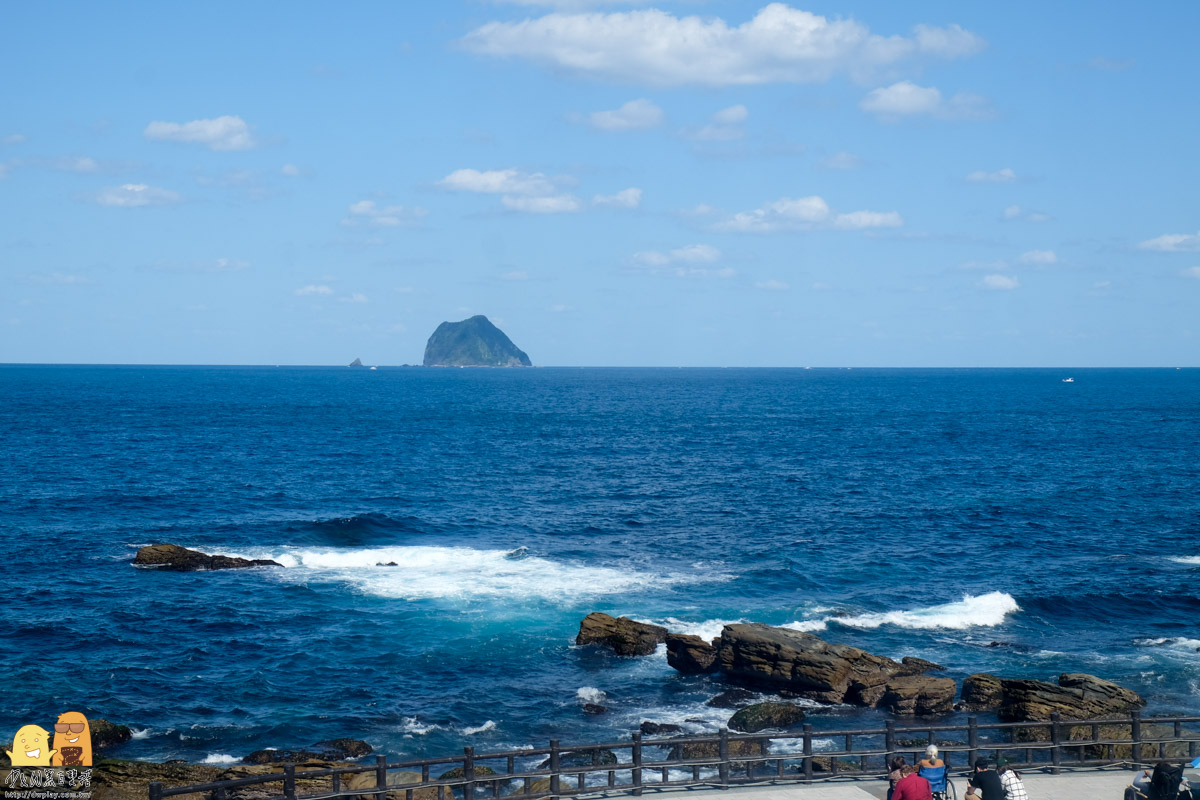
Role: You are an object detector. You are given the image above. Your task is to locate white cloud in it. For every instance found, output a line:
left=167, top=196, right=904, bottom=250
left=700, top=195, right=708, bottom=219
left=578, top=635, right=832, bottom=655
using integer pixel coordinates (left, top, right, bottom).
left=634, top=243, right=721, bottom=266
left=437, top=168, right=557, bottom=195
left=281, top=164, right=301, bottom=176
left=819, top=152, right=863, bottom=170
left=339, top=293, right=369, bottom=303
left=501, top=194, right=581, bottom=213
left=346, top=200, right=427, bottom=227
left=460, top=5, right=985, bottom=88
left=861, top=81, right=991, bottom=120
left=687, top=104, right=750, bottom=141
left=295, top=285, right=334, bottom=296
left=502, top=270, right=530, bottom=280
left=1088, top=56, right=1134, bottom=72
left=1003, top=204, right=1049, bottom=222
left=550, top=303, right=572, bottom=312
left=981, top=274, right=1019, bottom=290
left=1181, top=267, right=1200, bottom=280
left=49, top=156, right=100, bottom=173
left=1020, top=249, right=1058, bottom=265
left=212, top=258, right=249, bottom=272
left=2, top=134, right=25, bottom=145
left=960, top=259, right=1008, bottom=272
left=588, top=98, right=664, bottom=131
left=967, top=167, right=1016, bottom=183
left=144, top=115, right=256, bottom=151
left=1140, top=231, right=1200, bottom=252
left=755, top=279, right=789, bottom=291
left=716, top=195, right=901, bottom=233
left=1004, top=204, right=1022, bottom=219
left=94, top=183, right=182, bottom=207
left=593, top=187, right=642, bottom=208
left=0, top=163, right=9, bottom=179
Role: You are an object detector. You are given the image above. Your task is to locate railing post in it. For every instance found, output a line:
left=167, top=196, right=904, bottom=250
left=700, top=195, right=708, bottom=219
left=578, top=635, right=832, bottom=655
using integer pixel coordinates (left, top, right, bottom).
left=1049, top=712, right=1062, bottom=775
left=718, top=727, right=730, bottom=789
left=284, top=764, right=297, bottom=800
left=967, top=716, right=979, bottom=769
left=885, top=720, right=896, bottom=769
left=1131, top=710, right=1142, bottom=767
left=375, top=755, right=388, bottom=798
left=802, top=724, right=814, bottom=781
left=549, top=740, right=561, bottom=797
left=464, top=747, right=475, bottom=800
left=149, top=782, right=163, bottom=800
left=631, top=733, right=643, bottom=796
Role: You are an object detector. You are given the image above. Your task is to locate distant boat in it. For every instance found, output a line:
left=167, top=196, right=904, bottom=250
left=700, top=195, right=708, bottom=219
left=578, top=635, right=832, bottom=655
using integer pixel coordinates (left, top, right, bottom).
left=1062, top=377, right=1075, bottom=383
left=369, top=366, right=377, bottom=371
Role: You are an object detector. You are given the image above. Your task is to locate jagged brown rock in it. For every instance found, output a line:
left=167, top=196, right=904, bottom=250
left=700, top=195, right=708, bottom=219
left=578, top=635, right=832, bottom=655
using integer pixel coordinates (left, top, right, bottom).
left=878, top=676, right=956, bottom=716
left=998, top=672, right=1144, bottom=722
left=134, top=544, right=282, bottom=572
left=576, top=613, right=667, bottom=656
left=961, top=673, right=1004, bottom=711
left=666, top=633, right=721, bottom=673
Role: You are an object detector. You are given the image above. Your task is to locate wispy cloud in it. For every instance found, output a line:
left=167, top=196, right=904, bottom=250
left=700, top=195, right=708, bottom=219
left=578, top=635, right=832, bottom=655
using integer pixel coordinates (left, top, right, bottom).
left=501, top=194, right=581, bottom=213
left=755, top=279, right=790, bottom=291
left=1002, top=204, right=1049, bottom=222
left=819, top=152, right=864, bottom=170
left=93, top=183, right=182, bottom=207
left=437, top=168, right=557, bottom=195
left=1181, top=267, right=1200, bottom=280
left=593, top=187, right=641, bottom=208
left=461, top=6, right=984, bottom=88
left=685, top=105, right=748, bottom=141
left=967, top=167, right=1016, bottom=183
left=144, top=115, right=256, bottom=151
left=2, top=134, right=26, bottom=146
left=715, top=195, right=902, bottom=233
left=295, top=285, right=334, bottom=296
left=1140, top=230, right=1200, bottom=252
left=1019, top=249, right=1058, bottom=265
left=861, top=81, right=991, bottom=121
left=1087, top=56, right=1134, bottom=72
left=345, top=200, right=428, bottom=227
left=634, top=244, right=720, bottom=266
left=980, top=274, right=1019, bottom=290
left=585, top=98, right=664, bottom=131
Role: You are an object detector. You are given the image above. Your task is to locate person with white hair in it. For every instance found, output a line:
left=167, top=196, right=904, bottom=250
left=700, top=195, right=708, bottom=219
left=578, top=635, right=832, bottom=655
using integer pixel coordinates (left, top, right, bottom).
left=918, top=745, right=944, bottom=770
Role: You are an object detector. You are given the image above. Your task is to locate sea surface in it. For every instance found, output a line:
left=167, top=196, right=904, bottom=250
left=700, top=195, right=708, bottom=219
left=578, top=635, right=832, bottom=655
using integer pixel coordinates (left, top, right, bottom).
left=2, top=366, right=1199, bottom=766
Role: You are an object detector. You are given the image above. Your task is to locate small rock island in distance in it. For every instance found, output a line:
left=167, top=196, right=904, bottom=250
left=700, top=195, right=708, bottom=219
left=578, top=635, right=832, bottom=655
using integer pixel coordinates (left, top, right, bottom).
left=423, top=315, right=532, bottom=367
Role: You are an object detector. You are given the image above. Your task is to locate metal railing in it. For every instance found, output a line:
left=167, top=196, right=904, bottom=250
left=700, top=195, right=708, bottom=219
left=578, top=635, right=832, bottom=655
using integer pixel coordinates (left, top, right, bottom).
left=150, top=710, right=1200, bottom=800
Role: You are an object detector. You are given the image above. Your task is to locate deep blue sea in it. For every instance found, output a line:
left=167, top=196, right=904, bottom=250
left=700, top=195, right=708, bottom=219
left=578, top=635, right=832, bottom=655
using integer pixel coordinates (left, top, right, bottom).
left=2, top=366, right=1199, bottom=766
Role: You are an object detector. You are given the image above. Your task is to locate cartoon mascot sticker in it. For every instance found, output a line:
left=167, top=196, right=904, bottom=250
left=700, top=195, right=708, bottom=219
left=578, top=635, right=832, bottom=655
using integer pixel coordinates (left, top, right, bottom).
left=5, top=724, right=57, bottom=766
left=51, top=711, right=93, bottom=767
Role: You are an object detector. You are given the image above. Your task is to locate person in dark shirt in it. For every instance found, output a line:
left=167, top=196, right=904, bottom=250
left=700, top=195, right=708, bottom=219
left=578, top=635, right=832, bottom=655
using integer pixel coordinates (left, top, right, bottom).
left=965, top=758, right=1005, bottom=800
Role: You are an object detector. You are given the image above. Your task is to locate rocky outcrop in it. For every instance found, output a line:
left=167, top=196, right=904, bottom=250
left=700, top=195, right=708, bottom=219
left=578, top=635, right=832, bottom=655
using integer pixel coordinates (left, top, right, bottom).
left=92, top=759, right=221, bottom=800
left=345, top=769, right=439, bottom=800
left=960, top=673, right=1004, bottom=711
left=706, top=689, right=757, bottom=709
left=727, top=702, right=807, bottom=733
left=134, top=544, right=282, bottom=572
left=668, top=739, right=766, bottom=770
left=639, top=721, right=683, bottom=736
left=576, top=613, right=667, bottom=656
left=348, top=358, right=364, bottom=367
left=538, top=749, right=618, bottom=769
left=999, top=673, right=1145, bottom=722
left=713, top=623, right=905, bottom=705
left=878, top=676, right=956, bottom=716
left=314, top=739, right=373, bottom=759
left=91, top=719, right=133, bottom=750
left=666, top=633, right=720, bottom=674
left=898, top=657, right=946, bottom=675
left=245, top=739, right=372, bottom=764
left=423, top=316, right=531, bottom=367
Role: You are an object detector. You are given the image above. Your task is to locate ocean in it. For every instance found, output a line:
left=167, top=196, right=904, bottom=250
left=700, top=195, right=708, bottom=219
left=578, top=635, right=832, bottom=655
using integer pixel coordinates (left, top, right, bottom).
left=2, top=365, right=1198, bottom=766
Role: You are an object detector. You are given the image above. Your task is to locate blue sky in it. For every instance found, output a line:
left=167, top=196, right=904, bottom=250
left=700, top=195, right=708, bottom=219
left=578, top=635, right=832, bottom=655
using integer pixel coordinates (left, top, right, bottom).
left=2, top=1, right=1197, bottom=366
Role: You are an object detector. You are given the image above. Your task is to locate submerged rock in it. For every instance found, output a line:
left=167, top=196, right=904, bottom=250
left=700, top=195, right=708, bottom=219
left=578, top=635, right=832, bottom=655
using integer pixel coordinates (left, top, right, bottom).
left=639, top=721, right=683, bottom=736
left=706, top=689, right=758, bottom=709
left=576, top=612, right=667, bottom=656
left=728, top=702, right=807, bottom=733
left=134, top=544, right=282, bottom=572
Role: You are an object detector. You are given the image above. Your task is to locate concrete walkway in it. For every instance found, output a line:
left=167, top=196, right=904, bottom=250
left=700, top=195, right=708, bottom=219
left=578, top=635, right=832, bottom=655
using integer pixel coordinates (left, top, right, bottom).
left=621, top=765, right=1185, bottom=799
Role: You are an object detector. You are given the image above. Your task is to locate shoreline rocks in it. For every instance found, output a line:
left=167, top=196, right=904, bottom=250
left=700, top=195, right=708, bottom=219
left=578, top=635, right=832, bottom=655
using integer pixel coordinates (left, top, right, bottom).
left=576, top=612, right=667, bottom=656
left=134, top=544, right=282, bottom=572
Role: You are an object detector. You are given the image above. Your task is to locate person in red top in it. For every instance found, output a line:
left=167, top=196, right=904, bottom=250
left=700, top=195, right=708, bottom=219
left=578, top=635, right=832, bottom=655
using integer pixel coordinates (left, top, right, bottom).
left=892, top=764, right=933, bottom=800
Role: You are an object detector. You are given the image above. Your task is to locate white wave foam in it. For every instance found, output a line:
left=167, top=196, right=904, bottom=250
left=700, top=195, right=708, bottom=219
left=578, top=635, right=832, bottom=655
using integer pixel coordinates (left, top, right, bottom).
left=577, top=687, right=606, bottom=705
left=222, top=544, right=707, bottom=603
left=202, top=753, right=239, bottom=765
left=129, top=728, right=151, bottom=740
left=1169, top=557, right=1200, bottom=566
left=1136, top=637, right=1200, bottom=654
left=463, top=721, right=496, bottom=735
left=787, top=592, right=1019, bottom=631
left=657, top=617, right=743, bottom=642
left=400, top=717, right=442, bottom=735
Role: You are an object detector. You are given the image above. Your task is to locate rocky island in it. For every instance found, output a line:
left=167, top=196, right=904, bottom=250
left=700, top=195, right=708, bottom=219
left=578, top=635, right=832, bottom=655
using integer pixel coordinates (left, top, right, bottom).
left=423, top=315, right=531, bottom=367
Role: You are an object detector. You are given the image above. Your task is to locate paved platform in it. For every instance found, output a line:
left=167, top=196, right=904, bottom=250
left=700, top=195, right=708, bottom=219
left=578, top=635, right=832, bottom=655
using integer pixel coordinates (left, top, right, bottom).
left=623, top=765, right=1188, bottom=800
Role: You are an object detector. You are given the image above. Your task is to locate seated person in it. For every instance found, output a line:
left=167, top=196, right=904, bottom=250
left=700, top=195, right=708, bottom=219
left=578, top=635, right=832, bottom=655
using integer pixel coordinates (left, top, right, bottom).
left=918, top=745, right=944, bottom=770
left=964, top=758, right=1004, bottom=800
left=893, top=764, right=933, bottom=800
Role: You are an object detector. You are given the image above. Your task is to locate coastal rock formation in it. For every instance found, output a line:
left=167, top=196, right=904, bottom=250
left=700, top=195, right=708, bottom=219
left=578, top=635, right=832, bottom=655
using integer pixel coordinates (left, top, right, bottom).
left=898, top=657, right=946, bottom=675
left=998, top=672, right=1145, bottom=722
left=422, top=315, right=531, bottom=367
left=345, top=769, right=439, bottom=800
left=706, top=689, right=757, bottom=709
left=727, top=702, right=807, bottom=733
left=878, top=676, right=956, bottom=716
left=538, top=749, right=618, bottom=769
left=134, top=544, right=282, bottom=572
left=666, top=633, right=720, bottom=674
left=713, top=623, right=905, bottom=705
left=348, top=358, right=364, bottom=367
left=639, top=721, right=683, bottom=736
left=245, top=738, right=373, bottom=764
left=960, top=673, right=1004, bottom=711
left=576, top=613, right=667, bottom=656
left=92, top=759, right=222, bottom=800
left=91, top=719, right=134, bottom=750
